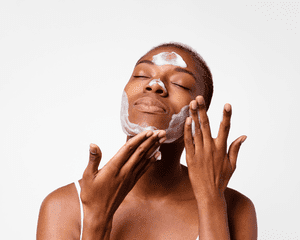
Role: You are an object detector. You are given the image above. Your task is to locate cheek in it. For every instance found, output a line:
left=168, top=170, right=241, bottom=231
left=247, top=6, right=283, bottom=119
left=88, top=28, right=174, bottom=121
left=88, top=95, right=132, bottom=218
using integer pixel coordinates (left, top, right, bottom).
left=170, top=91, right=193, bottom=113
left=124, top=80, right=144, bottom=96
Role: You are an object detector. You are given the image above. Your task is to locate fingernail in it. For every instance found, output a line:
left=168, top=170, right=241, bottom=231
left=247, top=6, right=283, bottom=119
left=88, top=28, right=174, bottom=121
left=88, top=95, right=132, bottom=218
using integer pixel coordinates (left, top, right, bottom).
left=146, top=131, right=153, bottom=137
left=191, top=101, right=197, bottom=110
left=155, top=151, right=161, bottom=160
left=241, top=136, right=247, bottom=143
left=159, top=137, right=167, bottom=144
left=224, top=104, right=231, bottom=112
left=89, top=144, right=97, bottom=154
left=197, top=96, right=205, bottom=105
left=153, top=131, right=160, bottom=137
left=158, top=130, right=166, bottom=138
left=186, top=117, right=192, bottom=125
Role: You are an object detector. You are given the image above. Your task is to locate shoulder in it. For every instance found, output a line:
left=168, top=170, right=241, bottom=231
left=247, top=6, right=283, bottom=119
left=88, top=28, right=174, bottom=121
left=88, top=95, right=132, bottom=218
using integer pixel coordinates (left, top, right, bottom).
left=225, top=187, right=256, bottom=218
left=37, top=182, right=81, bottom=240
left=225, top=187, right=255, bottom=208
left=225, top=187, right=258, bottom=240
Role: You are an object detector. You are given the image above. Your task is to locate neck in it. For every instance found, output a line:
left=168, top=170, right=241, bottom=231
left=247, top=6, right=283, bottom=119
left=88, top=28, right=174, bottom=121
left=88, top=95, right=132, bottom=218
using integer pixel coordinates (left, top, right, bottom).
left=128, top=136, right=189, bottom=201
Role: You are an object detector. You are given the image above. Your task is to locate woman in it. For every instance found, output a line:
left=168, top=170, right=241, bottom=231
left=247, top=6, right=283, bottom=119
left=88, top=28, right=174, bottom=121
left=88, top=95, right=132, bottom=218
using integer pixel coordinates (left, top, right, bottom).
left=37, top=43, right=257, bottom=239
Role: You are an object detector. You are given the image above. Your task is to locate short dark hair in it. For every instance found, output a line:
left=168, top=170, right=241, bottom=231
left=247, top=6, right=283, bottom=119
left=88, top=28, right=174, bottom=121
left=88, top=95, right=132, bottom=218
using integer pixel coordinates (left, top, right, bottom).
left=142, top=42, right=214, bottom=110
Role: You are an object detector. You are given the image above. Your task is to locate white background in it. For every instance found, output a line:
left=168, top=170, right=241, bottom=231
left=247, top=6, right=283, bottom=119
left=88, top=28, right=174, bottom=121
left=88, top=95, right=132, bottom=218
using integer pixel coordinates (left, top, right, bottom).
left=1, top=1, right=299, bottom=239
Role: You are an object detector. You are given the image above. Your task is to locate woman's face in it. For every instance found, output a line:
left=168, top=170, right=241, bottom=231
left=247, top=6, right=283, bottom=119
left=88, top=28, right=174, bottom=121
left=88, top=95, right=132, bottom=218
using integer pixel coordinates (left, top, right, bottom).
left=124, top=47, right=202, bottom=130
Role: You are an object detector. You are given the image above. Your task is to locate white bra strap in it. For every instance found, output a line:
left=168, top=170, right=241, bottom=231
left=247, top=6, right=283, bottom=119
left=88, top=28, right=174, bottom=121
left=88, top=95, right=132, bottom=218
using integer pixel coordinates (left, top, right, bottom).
left=74, top=181, right=83, bottom=240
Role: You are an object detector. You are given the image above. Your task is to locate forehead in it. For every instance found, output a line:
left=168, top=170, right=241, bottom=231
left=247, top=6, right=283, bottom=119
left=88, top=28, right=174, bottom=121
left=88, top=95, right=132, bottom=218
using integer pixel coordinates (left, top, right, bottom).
left=140, top=47, right=196, bottom=69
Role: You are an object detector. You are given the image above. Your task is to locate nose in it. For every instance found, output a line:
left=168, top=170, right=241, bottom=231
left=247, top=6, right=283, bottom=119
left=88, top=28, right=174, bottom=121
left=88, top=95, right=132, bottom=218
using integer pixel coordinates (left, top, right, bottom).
left=144, top=79, right=168, bottom=97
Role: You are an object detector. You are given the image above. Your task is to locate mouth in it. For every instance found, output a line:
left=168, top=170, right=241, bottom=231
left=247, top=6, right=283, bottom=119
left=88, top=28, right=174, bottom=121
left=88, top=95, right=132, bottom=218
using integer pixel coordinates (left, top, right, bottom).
left=133, top=97, right=167, bottom=114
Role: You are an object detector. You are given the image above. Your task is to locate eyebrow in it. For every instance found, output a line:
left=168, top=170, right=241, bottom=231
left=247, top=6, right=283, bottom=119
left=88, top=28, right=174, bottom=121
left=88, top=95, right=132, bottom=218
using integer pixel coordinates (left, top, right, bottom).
left=135, top=60, right=154, bottom=66
left=174, top=67, right=196, bottom=80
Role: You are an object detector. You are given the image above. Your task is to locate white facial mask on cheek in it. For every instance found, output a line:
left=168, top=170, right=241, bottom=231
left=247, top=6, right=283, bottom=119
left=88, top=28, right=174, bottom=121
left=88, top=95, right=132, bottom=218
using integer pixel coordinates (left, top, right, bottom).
left=120, top=91, right=191, bottom=144
left=152, top=52, right=187, bottom=68
left=120, top=91, right=157, bottom=137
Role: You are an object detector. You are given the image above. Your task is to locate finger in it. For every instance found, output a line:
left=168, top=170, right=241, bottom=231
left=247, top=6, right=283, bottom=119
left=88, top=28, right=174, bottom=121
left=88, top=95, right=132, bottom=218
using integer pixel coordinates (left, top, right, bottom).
left=120, top=130, right=164, bottom=176
left=143, top=130, right=166, bottom=159
left=216, top=103, right=232, bottom=147
left=145, top=141, right=160, bottom=159
left=184, top=116, right=195, bottom=157
left=189, top=100, right=203, bottom=147
left=83, top=143, right=102, bottom=178
left=196, top=96, right=212, bottom=143
left=110, top=130, right=154, bottom=170
left=132, top=154, right=157, bottom=183
left=228, top=135, right=247, bottom=171
left=134, top=150, right=161, bottom=181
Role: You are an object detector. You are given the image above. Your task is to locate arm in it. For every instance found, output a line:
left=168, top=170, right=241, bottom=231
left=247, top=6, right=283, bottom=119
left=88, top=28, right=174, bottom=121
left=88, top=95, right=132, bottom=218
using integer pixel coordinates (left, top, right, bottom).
left=36, top=185, right=81, bottom=240
left=227, top=189, right=257, bottom=240
left=37, top=130, right=166, bottom=240
left=184, top=96, right=257, bottom=240
left=195, top=190, right=257, bottom=240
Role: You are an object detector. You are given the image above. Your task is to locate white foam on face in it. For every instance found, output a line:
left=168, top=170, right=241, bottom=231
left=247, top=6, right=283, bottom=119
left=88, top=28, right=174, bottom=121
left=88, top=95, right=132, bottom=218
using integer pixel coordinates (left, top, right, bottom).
left=120, top=91, right=190, bottom=144
left=120, top=91, right=157, bottom=137
left=152, top=52, right=187, bottom=68
left=148, top=79, right=167, bottom=92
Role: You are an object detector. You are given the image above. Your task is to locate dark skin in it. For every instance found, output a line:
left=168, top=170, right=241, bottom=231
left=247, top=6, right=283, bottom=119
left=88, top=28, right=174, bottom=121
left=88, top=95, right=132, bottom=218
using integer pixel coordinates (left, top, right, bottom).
left=37, top=47, right=257, bottom=239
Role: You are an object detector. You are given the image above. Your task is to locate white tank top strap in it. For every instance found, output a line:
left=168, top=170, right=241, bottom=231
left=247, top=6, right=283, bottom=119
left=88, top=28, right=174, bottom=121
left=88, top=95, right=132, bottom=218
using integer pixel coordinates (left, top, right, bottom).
left=74, top=181, right=83, bottom=240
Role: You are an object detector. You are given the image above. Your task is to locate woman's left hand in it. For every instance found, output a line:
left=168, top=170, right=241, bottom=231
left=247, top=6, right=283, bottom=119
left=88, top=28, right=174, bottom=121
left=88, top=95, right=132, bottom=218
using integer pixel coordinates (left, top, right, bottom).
left=184, top=95, right=247, bottom=200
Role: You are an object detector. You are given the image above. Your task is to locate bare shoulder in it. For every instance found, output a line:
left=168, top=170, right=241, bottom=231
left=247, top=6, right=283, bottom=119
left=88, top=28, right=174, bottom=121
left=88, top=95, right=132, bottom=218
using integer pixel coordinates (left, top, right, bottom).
left=225, top=187, right=258, bottom=240
left=225, top=187, right=255, bottom=208
left=37, top=183, right=81, bottom=240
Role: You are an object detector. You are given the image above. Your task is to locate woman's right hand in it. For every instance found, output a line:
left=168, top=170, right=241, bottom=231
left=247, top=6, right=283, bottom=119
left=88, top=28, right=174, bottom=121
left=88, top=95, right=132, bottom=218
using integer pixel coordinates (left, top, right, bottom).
left=80, top=130, right=166, bottom=227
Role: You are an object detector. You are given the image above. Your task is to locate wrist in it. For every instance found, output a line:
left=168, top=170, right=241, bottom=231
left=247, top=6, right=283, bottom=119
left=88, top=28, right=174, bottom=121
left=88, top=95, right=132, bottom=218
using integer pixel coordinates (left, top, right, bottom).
left=196, top=197, right=231, bottom=240
left=82, top=209, right=113, bottom=240
left=82, top=217, right=112, bottom=240
left=195, top=190, right=226, bottom=208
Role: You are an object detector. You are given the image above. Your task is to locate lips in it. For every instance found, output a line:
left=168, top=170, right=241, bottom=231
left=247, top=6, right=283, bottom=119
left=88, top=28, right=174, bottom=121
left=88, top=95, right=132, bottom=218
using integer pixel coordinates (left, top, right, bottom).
left=134, top=97, right=167, bottom=114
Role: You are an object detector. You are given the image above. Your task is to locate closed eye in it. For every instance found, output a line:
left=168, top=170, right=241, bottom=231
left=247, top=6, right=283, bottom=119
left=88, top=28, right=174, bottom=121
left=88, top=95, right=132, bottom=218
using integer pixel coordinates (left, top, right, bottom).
left=172, top=83, right=190, bottom=90
left=133, top=75, right=150, bottom=78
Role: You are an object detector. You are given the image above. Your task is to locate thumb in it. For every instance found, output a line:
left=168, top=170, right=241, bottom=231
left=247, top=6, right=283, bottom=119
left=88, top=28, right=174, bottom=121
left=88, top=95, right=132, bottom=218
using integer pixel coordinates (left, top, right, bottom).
left=84, top=143, right=102, bottom=177
left=228, top=135, right=247, bottom=171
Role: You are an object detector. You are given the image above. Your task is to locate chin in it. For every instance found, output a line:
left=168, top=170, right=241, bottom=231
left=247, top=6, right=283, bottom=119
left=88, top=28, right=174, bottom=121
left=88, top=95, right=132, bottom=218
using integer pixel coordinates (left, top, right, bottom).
left=129, top=111, right=171, bottom=130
